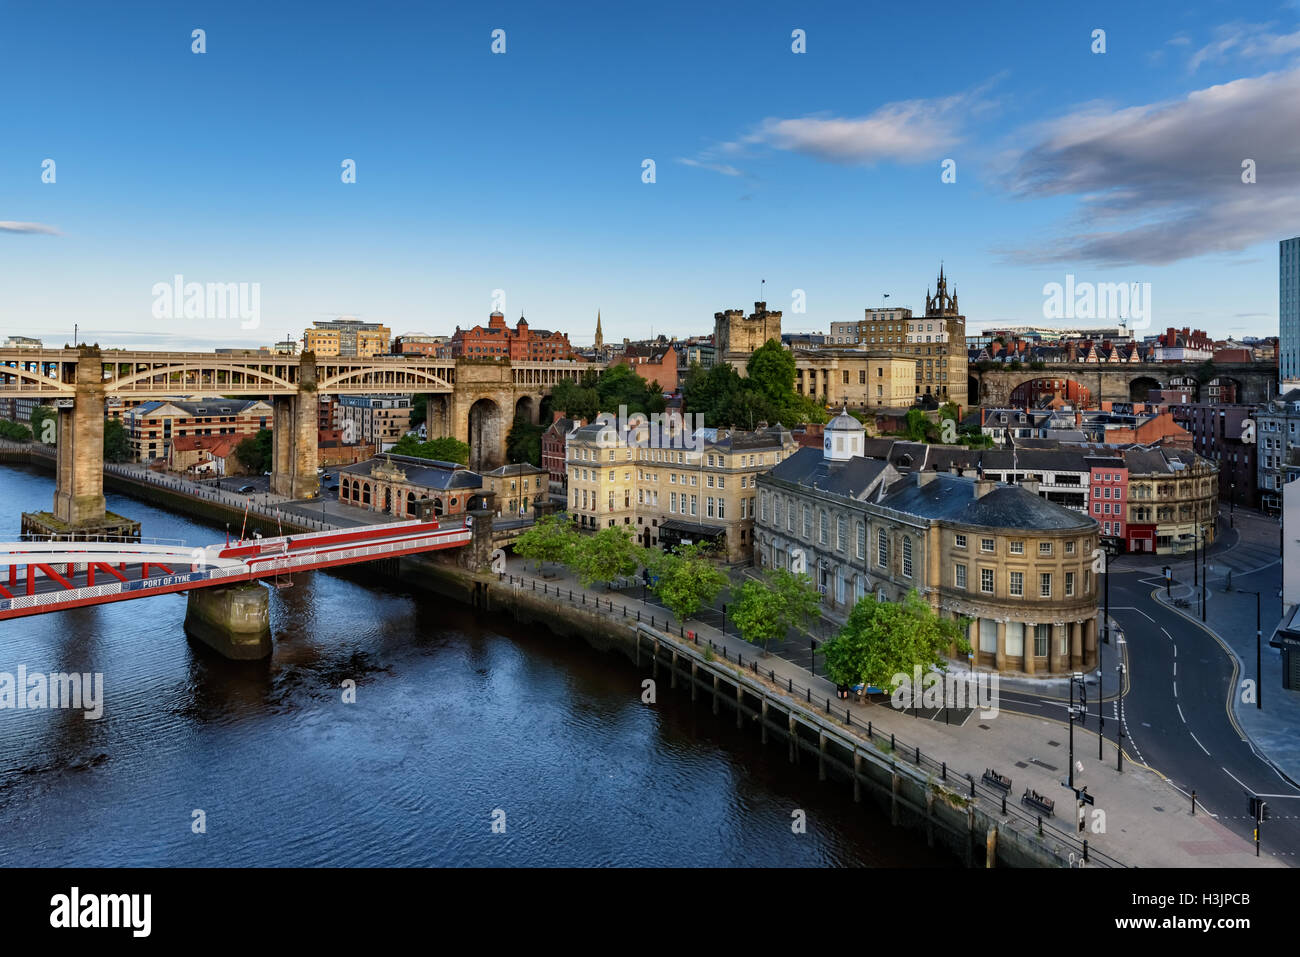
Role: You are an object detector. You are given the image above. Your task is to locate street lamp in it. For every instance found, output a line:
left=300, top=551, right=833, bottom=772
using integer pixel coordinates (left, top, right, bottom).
left=1067, top=705, right=1084, bottom=789
left=1115, top=663, right=1125, bottom=772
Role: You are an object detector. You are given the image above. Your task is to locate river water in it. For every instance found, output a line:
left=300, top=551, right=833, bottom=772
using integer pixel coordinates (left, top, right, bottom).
left=0, top=463, right=953, bottom=867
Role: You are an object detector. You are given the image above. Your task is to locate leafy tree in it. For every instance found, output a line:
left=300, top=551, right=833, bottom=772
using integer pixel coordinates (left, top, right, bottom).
left=682, top=342, right=825, bottom=430
left=103, top=418, right=130, bottom=463
left=408, top=394, right=429, bottom=429
left=568, top=525, right=641, bottom=588
left=549, top=378, right=600, bottom=422
left=234, top=428, right=273, bottom=474
left=387, top=435, right=471, bottom=464
left=819, top=589, right=970, bottom=691
left=512, top=514, right=578, bottom=574
left=645, top=544, right=728, bottom=623
left=505, top=413, right=544, bottom=466
left=731, top=568, right=822, bottom=654
left=594, top=362, right=665, bottom=417
left=29, top=405, right=57, bottom=445
left=902, top=408, right=936, bottom=442
left=0, top=419, right=33, bottom=441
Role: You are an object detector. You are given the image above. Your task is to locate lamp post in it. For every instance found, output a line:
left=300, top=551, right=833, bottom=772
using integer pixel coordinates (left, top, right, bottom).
left=1115, top=663, right=1125, bottom=772
left=1099, top=541, right=1114, bottom=759
left=1067, top=705, right=1084, bottom=789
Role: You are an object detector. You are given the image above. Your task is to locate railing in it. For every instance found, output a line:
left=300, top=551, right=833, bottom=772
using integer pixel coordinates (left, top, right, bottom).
left=499, top=568, right=1123, bottom=868
left=0, top=529, right=470, bottom=614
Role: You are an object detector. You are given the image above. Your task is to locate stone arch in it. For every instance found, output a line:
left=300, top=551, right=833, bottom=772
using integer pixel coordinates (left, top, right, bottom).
left=968, top=375, right=980, bottom=406
left=1128, top=375, right=1163, bottom=402
left=432, top=496, right=443, bottom=515
left=468, top=398, right=505, bottom=471
left=425, top=394, right=451, bottom=438
left=1009, top=377, right=1094, bottom=407
left=514, top=394, right=537, bottom=424
left=406, top=491, right=416, bottom=515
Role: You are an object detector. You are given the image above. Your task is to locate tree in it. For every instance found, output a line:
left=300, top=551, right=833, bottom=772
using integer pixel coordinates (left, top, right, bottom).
left=645, top=544, right=728, bottom=623
left=387, top=435, right=470, bottom=464
left=512, top=514, right=578, bottom=575
left=819, top=589, right=970, bottom=691
left=568, top=525, right=641, bottom=588
left=29, top=405, right=57, bottom=445
left=550, top=378, right=600, bottom=422
left=408, top=394, right=429, bottom=430
left=234, top=428, right=273, bottom=474
left=731, top=568, right=822, bottom=654
left=103, top=419, right=130, bottom=463
left=505, top=413, right=544, bottom=466
left=0, top=419, right=33, bottom=441
left=902, top=408, right=935, bottom=442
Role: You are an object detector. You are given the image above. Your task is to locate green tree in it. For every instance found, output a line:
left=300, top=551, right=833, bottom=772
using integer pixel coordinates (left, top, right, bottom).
left=902, top=408, right=935, bottom=442
left=512, top=514, right=578, bottom=574
left=645, top=544, right=728, bottom=623
left=819, top=589, right=970, bottom=691
left=387, top=435, right=471, bottom=464
left=0, top=419, right=33, bottom=441
left=505, top=413, right=544, bottom=466
left=408, top=394, right=429, bottom=430
left=234, top=428, right=273, bottom=474
left=29, top=405, right=57, bottom=445
left=568, top=525, right=641, bottom=588
left=550, top=378, right=600, bottom=422
left=731, top=568, right=822, bottom=654
left=103, top=418, right=130, bottom=463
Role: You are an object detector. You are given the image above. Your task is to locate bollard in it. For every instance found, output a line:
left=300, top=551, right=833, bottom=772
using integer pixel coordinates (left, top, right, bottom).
left=1037, top=816, right=1043, bottom=837
left=1191, top=790, right=1197, bottom=815
left=1082, top=840, right=1089, bottom=863
left=787, top=677, right=792, bottom=693
left=845, top=709, right=850, bottom=725
left=1001, top=794, right=1006, bottom=814
left=968, top=774, right=975, bottom=798
left=941, top=761, right=946, bottom=781
left=825, top=697, right=831, bottom=714
left=891, top=733, right=895, bottom=750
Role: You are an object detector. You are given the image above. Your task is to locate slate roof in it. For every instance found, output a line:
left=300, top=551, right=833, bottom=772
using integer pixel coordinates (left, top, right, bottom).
left=338, top=455, right=482, bottom=491
left=765, top=446, right=893, bottom=499
left=877, top=473, right=1096, bottom=531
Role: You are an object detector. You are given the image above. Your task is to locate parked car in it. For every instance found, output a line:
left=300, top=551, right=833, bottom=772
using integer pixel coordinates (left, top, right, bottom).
left=238, top=484, right=255, bottom=494
left=327, top=484, right=339, bottom=492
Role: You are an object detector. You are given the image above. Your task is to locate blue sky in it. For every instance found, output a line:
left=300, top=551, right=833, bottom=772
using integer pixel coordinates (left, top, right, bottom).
left=1, top=0, right=1298, bottom=348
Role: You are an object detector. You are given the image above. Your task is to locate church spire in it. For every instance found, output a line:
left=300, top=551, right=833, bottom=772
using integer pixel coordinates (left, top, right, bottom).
left=594, top=310, right=604, bottom=350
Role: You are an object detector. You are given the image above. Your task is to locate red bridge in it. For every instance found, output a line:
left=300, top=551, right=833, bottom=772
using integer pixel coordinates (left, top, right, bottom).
left=0, top=519, right=470, bottom=621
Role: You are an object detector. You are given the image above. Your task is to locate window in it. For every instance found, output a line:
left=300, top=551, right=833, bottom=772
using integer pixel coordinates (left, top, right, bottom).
left=836, top=516, right=847, bottom=552
left=902, top=537, right=913, bottom=578
left=954, top=533, right=967, bottom=549
left=1065, top=571, right=1075, bottom=596
left=856, top=523, right=866, bottom=559
left=718, top=498, right=726, bottom=519
left=1009, top=571, right=1023, bottom=596
left=980, top=538, right=995, bottom=553
left=1009, top=541, right=1024, bottom=555
left=690, top=495, right=698, bottom=516
left=707, top=497, right=715, bottom=518
left=1034, top=623, right=1050, bottom=657
left=819, top=511, right=829, bottom=544
left=1040, top=573, right=1052, bottom=598
left=981, top=568, right=994, bottom=593
left=803, top=506, right=812, bottom=539
left=1065, top=540, right=1075, bottom=555
left=955, top=564, right=967, bottom=590
left=1039, top=542, right=1052, bottom=555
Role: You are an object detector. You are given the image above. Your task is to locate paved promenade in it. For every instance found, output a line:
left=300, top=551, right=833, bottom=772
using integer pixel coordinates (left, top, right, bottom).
left=503, top=557, right=1283, bottom=868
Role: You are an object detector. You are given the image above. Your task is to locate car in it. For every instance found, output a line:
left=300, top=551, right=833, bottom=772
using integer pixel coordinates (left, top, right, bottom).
left=321, top=472, right=332, bottom=480
left=238, top=484, right=255, bottom=493
left=327, top=484, right=339, bottom=492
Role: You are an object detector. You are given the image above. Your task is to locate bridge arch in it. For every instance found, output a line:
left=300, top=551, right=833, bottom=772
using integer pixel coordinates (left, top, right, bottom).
left=468, top=398, right=506, bottom=471
left=107, top=361, right=296, bottom=394
left=1167, top=375, right=1200, bottom=401
left=1128, top=375, right=1163, bottom=402
left=1206, top=376, right=1243, bottom=403
left=514, top=394, right=537, bottom=424
left=0, top=365, right=74, bottom=394
left=1008, top=377, right=1094, bottom=407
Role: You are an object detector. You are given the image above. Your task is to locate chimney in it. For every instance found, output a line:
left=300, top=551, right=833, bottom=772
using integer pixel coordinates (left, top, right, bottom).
left=1021, top=479, right=1040, bottom=496
left=974, top=479, right=997, bottom=499
left=917, top=470, right=938, bottom=488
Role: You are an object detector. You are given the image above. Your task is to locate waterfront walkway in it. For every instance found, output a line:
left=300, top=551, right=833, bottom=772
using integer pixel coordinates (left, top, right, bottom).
left=501, top=556, right=1282, bottom=868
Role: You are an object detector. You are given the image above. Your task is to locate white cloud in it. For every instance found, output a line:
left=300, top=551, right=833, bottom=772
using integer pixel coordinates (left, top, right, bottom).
left=0, top=221, right=59, bottom=235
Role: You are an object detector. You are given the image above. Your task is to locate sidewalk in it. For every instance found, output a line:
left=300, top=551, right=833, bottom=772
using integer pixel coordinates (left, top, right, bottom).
left=1154, top=509, right=1300, bottom=787
left=506, top=557, right=1281, bottom=868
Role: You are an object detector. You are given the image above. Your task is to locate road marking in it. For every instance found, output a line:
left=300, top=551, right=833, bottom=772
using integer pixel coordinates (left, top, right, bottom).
left=1113, top=606, right=1156, bottom=621
left=1177, top=703, right=1185, bottom=722
left=1173, top=661, right=1176, bottom=676
left=1189, top=731, right=1210, bottom=756
left=1223, top=766, right=1252, bottom=791
left=1173, top=682, right=1177, bottom=699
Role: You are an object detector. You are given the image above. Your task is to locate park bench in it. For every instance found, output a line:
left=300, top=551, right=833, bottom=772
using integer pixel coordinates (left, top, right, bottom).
left=1021, top=788, right=1054, bottom=817
left=982, top=768, right=1012, bottom=792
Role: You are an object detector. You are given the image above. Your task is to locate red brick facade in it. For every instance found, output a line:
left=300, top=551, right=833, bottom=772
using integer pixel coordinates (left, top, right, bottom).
left=451, top=312, right=574, bottom=360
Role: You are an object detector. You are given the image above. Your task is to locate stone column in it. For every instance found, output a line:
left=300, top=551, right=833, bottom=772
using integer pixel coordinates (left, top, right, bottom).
left=1084, top=617, right=1098, bottom=669
left=53, top=348, right=107, bottom=527
left=995, top=620, right=1007, bottom=673
left=1071, top=620, right=1083, bottom=670
left=1050, top=623, right=1064, bottom=674
left=458, top=507, right=495, bottom=571
left=270, top=354, right=319, bottom=500
left=967, top=619, right=978, bottom=667
left=1023, top=622, right=1035, bottom=676
left=185, top=582, right=271, bottom=659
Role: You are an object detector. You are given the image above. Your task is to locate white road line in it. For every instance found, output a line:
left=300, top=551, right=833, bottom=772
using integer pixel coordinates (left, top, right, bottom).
left=1114, top=606, right=1157, bottom=622
left=1173, top=661, right=1177, bottom=676
left=1189, top=731, right=1210, bottom=756
left=1173, top=682, right=1178, bottom=699
left=1177, top=703, right=1185, bottom=722
left=1223, top=766, right=1252, bottom=791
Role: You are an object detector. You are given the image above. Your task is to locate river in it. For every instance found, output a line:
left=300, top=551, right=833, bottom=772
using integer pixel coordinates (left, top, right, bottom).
left=0, top=463, right=953, bottom=867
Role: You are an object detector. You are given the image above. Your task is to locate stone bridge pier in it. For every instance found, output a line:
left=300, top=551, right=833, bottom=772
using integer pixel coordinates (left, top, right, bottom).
left=53, top=348, right=107, bottom=526
left=271, top=353, right=319, bottom=499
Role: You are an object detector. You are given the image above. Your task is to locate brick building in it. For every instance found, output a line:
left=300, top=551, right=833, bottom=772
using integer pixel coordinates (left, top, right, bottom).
left=451, top=312, right=574, bottom=360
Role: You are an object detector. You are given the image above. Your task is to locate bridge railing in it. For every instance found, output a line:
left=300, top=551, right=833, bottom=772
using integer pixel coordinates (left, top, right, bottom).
left=0, top=528, right=471, bottom=615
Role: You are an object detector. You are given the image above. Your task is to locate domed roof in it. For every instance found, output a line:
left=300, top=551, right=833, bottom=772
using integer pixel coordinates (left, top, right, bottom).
left=827, top=407, right=861, bottom=431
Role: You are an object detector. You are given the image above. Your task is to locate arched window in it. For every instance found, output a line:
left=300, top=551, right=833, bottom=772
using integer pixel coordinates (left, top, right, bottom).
left=902, top=536, right=913, bottom=578
left=362, top=483, right=371, bottom=505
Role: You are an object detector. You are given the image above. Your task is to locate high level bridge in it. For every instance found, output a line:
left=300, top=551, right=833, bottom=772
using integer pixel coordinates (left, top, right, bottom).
left=0, top=346, right=596, bottom=532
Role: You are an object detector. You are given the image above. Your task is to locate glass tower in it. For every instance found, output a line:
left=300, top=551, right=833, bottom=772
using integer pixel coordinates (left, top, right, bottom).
left=1283, top=237, right=1300, bottom=383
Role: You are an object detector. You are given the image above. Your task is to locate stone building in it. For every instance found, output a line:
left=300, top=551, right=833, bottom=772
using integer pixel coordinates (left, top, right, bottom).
left=481, top=463, right=548, bottom=518
left=303, top=318, right=390, bottom=357
left=123, top=398, right=273, bottom=462
left=451, top=312, right=574, bottom=360
left=334, top=394, right=412, bottom=452
left=754, top=411, right=1101, bottom=677
left=714, top=301, right=781, bottom=372
left=793, top=352, right=917, bottom=408
left=565, top=417, right=799, bottom=562
left=1256, top=388, right=1300, bottom=512
left=337, top=454, right=485, bottom=519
